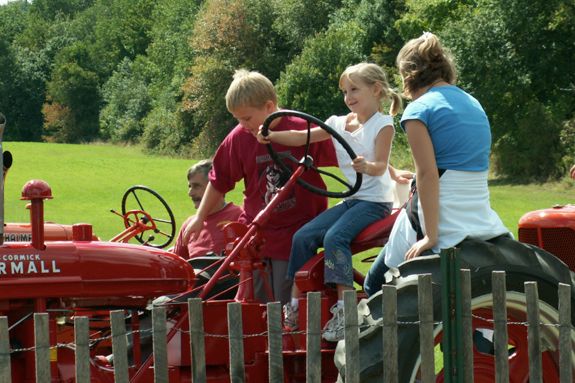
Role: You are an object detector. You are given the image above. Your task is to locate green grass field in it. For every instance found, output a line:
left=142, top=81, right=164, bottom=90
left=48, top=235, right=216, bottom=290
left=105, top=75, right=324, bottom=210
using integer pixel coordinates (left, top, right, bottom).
left=4, top=141, right=574, bottom=271
left=4, top=142, right=212, bottom=241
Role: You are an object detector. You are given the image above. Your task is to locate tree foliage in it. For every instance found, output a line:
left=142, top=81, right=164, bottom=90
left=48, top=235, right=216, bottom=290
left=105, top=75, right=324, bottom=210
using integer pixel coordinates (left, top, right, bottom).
left=277, top=22, right=366, bottom=118
left=100, top=57, right=153, bottom=143
left=0, top=1, right=44, bottom=141
left=404, top=0, right=575, bottom=180
left=0, top=0, right=573, bottom=179
left=180, top=0, right=292, bottom=156
left=44, top=58, right=100, bottom=142
left=271, top=0, right=343, bottom=53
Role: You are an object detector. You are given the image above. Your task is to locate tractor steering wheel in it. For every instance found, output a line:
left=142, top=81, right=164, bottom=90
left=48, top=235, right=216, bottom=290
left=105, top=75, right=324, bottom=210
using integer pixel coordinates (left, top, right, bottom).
left=261, top=110, right=362, bottom=198
left=121, top=185, right=176, bottom=248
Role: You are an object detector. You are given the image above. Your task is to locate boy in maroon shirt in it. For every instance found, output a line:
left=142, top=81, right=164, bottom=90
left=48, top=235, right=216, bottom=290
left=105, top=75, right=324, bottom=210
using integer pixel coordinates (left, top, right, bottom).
left=184, top=69, right=337, bottom=304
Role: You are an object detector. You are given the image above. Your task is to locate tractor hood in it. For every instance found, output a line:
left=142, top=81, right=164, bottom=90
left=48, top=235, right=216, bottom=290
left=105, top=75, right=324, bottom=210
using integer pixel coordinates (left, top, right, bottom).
left=518, top=204, right=575, bottom=230
left=0, top=240, right=194, bottom=300
left=4, top=222, right=100, bottom=243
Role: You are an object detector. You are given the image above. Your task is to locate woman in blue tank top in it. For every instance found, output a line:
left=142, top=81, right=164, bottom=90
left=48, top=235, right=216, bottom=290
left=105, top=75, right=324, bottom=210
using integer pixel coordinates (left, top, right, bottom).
left=364, top=32, right=509, bottom=296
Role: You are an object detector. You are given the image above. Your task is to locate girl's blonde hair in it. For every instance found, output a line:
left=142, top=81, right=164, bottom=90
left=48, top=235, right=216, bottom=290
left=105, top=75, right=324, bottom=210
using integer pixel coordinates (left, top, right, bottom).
left=225, top=69, right=277, bottom=112
left=339, top=63, right=402, bottom=116
left=396, top=32, right=457, bottom=98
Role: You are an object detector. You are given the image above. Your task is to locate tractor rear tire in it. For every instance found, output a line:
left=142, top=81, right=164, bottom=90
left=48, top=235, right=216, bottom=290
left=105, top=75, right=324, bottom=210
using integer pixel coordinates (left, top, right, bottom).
left=335, top=235, right=575, bottom=382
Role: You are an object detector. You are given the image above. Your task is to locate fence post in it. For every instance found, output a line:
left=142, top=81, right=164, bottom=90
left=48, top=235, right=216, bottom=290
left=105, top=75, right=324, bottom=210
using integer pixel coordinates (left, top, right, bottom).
left=418, top=274, right=435, bottom=382
left=34, top=313, right=50, bottom=383
left=110, top=310, right=129, bottom=383
left=492, top=271, right=509, bottom=383
left=558, top=283, right=572, bottom=383
left=525, top=282, right=542, bottom=383
left=267, top=302, right=283, bottom=382
left=227, top=302, right=245, bottom=382
left=189, top=298, right=207, bottom=383
left=74, top=316, right=90, bottom=383
left=460, top=269, right=474, bottom=383
left=306, top=292, right=321, bottom=383
left=440, top=248, right=462, bottom=383
left=440, top=249, right=453, bottom=383
left=0, top=316, right=11, bottom=383
left=152, top=306, right=168, bottom=383
left=343, top=290, right=359, bottom=383
left=440, top=248, right=468, bottom=383
left=382, top=285, right=398, bottom=383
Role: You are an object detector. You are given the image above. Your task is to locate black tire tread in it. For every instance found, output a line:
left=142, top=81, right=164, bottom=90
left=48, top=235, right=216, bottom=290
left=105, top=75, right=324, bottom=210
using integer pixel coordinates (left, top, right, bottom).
left=335, top=235, right=575, bottom=382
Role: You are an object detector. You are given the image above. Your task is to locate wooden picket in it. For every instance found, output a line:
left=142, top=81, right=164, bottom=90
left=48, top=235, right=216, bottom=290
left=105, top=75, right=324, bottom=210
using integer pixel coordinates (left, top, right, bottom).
left=0, top=316, right=11, bottom=383
left=33, top=313, right=50, bottom=383
left=74, top=316, right=90, bottom=383
left=306, top=291, right=322, bottom=383
left=0, top=271, right=573, bottom=382
left=559, top=283, right=573, bottom=383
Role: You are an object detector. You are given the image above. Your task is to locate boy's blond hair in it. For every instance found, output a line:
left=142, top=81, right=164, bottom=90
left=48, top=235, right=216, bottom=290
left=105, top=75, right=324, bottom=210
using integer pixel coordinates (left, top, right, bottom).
left=225, top=69, right=277, bottom=112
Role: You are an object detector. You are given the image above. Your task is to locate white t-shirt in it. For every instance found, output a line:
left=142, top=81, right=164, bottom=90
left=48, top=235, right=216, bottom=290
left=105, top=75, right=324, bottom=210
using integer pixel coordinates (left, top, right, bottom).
left=326, top=112, right=395, bottom=203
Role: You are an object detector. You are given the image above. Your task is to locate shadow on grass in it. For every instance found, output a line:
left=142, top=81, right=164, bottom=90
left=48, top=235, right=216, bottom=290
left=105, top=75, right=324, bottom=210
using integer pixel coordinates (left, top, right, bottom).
left=488, top=177, right=533, bottom=186
left=488, top=175, right=575, bottom=187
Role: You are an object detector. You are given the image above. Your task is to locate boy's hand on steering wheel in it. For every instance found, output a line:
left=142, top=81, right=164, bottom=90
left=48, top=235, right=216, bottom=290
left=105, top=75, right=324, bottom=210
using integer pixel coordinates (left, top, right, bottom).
left=404, top=235, right=436, bottom=261
left=257, top=126, right=271, bottom=144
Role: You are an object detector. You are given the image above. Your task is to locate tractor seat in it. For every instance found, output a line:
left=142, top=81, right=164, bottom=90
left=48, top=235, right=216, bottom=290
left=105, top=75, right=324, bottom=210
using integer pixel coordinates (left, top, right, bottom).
left=350, top=208, right=401, bottom=253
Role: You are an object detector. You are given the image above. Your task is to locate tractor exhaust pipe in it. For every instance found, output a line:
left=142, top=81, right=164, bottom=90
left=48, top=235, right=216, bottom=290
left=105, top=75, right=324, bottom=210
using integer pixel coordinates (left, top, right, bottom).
left=0, top=113, right=5, bottom=245
left=3, top=151, right=12, bottom=184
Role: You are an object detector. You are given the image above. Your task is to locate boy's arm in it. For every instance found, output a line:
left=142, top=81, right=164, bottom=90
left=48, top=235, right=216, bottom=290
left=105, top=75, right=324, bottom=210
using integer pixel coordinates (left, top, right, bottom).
left=183, top=183, right=224, bottom=242
left=257, top=126, right=330, bottom=146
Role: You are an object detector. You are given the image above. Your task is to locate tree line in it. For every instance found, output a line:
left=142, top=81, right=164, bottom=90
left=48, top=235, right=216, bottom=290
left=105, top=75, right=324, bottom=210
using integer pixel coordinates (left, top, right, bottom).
left=0, top=0, right=573, bottom=180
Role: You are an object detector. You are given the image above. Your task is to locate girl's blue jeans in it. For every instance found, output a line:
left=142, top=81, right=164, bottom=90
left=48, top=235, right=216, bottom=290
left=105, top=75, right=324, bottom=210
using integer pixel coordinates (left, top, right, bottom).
left=287, top=199, right=392, bottom=287
left=363, top=245, right=390, bottom=297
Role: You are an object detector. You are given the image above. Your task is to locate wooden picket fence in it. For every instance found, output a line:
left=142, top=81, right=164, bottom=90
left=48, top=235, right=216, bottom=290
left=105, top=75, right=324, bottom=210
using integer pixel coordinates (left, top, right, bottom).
left=0, top=270, right=573, bottom=383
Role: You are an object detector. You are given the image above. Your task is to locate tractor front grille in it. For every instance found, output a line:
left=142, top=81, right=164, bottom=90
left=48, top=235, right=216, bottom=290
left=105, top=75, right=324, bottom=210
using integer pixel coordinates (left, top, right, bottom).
left=519, top=227, right=575, bottom=271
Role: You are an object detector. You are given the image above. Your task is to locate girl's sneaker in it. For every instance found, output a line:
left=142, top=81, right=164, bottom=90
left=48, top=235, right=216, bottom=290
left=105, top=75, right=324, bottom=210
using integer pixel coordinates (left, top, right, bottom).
left=322, top=303, right=345, bottom=342
left=283, top=303, right=299, bottom=330
left=322, top=300, right=371, bottom=342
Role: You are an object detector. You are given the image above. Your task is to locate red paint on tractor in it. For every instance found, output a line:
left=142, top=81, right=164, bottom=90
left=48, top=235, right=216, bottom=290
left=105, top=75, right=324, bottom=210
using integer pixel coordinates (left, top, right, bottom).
left=518, top=204, right=575, bottom=269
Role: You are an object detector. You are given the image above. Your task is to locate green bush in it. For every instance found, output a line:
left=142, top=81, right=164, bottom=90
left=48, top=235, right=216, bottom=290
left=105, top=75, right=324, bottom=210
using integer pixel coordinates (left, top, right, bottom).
left=277, top=22, right=366, bottom=118
left=44, top=59, right=100, bottom=143
left=493, top=100, right=563, bottom=181
left=100, top=57, right=153, bottom=143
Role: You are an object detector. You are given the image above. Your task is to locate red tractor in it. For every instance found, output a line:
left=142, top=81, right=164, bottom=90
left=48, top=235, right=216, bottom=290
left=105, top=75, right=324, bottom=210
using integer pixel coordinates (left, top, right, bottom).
left=0, top=111, right=573, bottom=382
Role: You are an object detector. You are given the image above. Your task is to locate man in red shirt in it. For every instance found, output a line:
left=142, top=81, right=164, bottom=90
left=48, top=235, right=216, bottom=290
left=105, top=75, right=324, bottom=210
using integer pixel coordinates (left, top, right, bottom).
left=172, top=159, right=243, bottom=259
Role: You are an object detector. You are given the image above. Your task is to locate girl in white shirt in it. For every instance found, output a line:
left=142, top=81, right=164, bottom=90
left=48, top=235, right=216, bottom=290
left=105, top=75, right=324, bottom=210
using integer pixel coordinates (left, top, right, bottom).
left=258, top=63, right=401, bottom=342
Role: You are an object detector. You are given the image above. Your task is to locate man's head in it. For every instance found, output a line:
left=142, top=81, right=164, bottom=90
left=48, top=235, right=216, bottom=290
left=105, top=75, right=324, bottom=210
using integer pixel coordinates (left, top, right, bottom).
left=225, top=69, right=278, bottom=136
left=187, top=159, right=212, bottom=209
